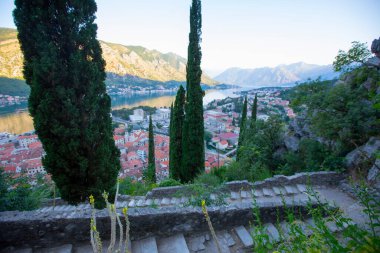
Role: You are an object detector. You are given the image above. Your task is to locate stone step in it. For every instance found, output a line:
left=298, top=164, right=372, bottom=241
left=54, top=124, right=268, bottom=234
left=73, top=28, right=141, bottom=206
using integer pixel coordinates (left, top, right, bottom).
left=262, top=188, right=275, bottom=197
left=272, top=186, right=286, bottom=195
left=161, top=197, right=171, bottom=206
left=132, top=237, right=158, bottom=253
left=145, top=198, right=153, bottom=206
left=284, top=185, right=299, bottom=195
left=252, top=189, right=263, bottom=198
left=128, top=199, right=136, bottom=207
left=240, top=190, right=251, bottom=199
left=157, top=234, right=190, bottom=253
left=34, top=244, right=73, bottom=253
left=230, top=191, right=240, bottom=200
left=136, top=199, right=145, bottom=207
left=263, top=223, right=280, bottom=242
left=154, top=198, right=161, bottom=205
left=186, top=234, right=208, bottom=252
left=278, top=221, right=291, bottom=239
left=296, top=184, right=307, bottom=193
left=234, top=226, right=253, bottom=247
left=204, top=231, right=233, bottom=253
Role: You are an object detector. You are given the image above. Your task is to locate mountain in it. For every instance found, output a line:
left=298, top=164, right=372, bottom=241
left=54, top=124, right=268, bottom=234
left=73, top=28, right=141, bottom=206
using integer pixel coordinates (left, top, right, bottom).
left=0, top=27, right=216, bottom=86
left=214, top=62, right=339, bottom=87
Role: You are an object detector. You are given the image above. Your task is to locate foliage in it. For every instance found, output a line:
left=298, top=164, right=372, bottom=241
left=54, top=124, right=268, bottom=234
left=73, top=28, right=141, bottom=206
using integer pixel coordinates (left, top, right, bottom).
left=251, top=183, right=380, bottom=252
left=0, top=77, right=30, bottom=96
left=14, top=0, right=121, bottom=205
left=194, top=172, right=222, bottom=187
left=181, top=0, right=205, bottom=182
left=201, top=200, right=223, bottom=253
left=158, top=178, right=182, bottom=187
left=333, top=41, right=371, bottom=72
left=182, top=183, right=227, bottom=207
left=204, top=130, right=213, bottom=144
left=284, top=68, right=380, bottom=155
left=250, top=93, right=258, bottom=125
left=280, top=139, right=344, bottom=175
left=169, top=86, right=185, bottom=181
left=118, top=177, right=155, bottom=196
left=145, top=115, right=156, bottom=183
left=112, top=106, right=156, bottom=121
left=89, top=182, right=131, bottom=253
left=236, top=96, right=248, bottom=161
left=236, top=116, right=284, bottom=180
left=0, top=169, right=52, bottom=211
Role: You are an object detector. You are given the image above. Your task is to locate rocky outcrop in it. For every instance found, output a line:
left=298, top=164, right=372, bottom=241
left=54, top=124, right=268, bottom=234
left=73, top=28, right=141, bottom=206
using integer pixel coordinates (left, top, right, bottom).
left=345, top=137, right=380, bottom=170
left=366, top=37, right=380, bottom=68
left=371, top=37, right=380, bottom=57
left=367, top=159, right=380, bottom=189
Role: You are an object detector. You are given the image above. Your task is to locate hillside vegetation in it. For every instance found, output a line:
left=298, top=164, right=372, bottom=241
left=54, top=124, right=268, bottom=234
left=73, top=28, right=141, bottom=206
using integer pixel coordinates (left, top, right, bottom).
left=0, top=77, right=29, bottom=96
left=0, top=27, right=216, bottom=85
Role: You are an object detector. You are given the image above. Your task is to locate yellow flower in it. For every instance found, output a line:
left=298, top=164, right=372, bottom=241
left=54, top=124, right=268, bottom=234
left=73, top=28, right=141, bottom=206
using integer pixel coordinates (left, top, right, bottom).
left=122, top=207, right=128, bottom=216
left=201, top=199, right=206, bottom=208
left=89, top=195, right=95, bottom=205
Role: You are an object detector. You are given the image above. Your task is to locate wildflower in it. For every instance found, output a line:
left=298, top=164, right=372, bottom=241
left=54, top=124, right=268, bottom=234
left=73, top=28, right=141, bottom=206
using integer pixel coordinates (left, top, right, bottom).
left=89, top=195, right=95, bottom=206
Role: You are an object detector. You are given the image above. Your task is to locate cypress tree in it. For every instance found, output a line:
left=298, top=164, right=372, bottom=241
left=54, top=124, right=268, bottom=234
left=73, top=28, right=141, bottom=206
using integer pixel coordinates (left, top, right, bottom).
left=169, top=86, right=185, bottom=180
left=13, top=0, right=120, bottom=204
left=182, top=0, right=204, bottom=182
left=146, top=114, right=156, bottom=183
left=250, top=93, right=258, bottom=127
left=236, top=96, right=248, bottom=161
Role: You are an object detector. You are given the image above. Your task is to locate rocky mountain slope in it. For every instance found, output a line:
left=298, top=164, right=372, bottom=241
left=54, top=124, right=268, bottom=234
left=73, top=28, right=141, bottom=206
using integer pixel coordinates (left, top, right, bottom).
left=215, top=62, right=338, bottom=87
left=0, top=27, right=215, bottom=85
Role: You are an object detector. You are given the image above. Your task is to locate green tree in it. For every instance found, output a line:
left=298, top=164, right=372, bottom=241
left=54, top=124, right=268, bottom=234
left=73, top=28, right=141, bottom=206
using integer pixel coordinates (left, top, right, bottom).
left=333, top=41, right=371, bottom=72
left=169, top=86, right=185, bottom=180
left=250, top=93, right=258, bottom=127
left=146, top=115, right=156, bottom=183
left=236, top=96, right=248, bottom=161
left=13, top=0, right=120, bottom=205
left=181, top=0, right=204, bottom=182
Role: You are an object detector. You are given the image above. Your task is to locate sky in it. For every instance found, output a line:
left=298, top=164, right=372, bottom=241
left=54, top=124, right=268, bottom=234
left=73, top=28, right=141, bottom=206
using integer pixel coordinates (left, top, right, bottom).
left=1, top=0, right=379, bottom=76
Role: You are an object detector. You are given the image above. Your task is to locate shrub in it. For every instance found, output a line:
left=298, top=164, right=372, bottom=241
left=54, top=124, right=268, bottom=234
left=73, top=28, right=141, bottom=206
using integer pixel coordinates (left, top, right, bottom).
left=194, top=172, right=221, bottom=187
left=0, top=169, right=51, bottom=211
left=118, top=177, right=155, bottom=196
left=158, top=178, right=182, bottom=187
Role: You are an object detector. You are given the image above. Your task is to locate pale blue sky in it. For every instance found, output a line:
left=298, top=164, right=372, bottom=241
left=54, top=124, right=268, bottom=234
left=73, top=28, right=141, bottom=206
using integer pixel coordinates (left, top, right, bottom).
left=1, top=0, right=379, bottom=76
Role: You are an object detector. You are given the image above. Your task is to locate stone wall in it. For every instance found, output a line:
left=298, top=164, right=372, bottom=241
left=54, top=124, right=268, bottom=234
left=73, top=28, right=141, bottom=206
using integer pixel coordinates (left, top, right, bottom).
left=0, top=171, right=343, bottom=248
left=147, top=171, right=345, bottom=197
left=0, top=199, right=319, bottom=248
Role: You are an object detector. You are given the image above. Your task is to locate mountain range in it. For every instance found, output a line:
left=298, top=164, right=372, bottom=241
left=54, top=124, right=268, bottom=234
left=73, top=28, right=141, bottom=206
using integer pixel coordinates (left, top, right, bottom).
left=0, top=27, right=215, bottom=87
left=214, top=62, right=339, bottom=87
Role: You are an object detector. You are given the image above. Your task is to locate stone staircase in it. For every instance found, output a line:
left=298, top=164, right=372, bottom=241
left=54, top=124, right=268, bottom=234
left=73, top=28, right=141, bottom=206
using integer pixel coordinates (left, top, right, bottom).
left=34, top=183, right=308, bottom=216
left=4, top=215, right=343, bottom=253
left=2, top=172, right=369, bottom=253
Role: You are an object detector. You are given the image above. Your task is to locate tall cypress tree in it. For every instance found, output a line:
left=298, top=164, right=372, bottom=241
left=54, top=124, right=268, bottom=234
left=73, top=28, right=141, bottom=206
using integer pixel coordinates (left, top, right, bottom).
left=169, top=86, right=185, bottom=181
left=250, top=93, right=258, bottom=127
left=182, top=0, right=204, bottom=182
left=146, top=114, right=156, bottom=183
left=13, top=0, right=120, bottom=204
left=236, top=96, right=248, bottom=161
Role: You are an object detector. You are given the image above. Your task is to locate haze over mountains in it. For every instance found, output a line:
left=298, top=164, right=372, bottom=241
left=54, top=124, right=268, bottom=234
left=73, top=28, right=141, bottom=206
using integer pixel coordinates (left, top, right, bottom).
left=215, top=62, right=339, bottom=87
left=0, top=27, right=215, bottom=86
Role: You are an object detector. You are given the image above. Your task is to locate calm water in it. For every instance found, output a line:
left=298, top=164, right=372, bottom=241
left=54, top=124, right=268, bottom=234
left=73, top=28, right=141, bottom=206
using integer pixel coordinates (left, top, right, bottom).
left=0, top=88, right=242, bottom=134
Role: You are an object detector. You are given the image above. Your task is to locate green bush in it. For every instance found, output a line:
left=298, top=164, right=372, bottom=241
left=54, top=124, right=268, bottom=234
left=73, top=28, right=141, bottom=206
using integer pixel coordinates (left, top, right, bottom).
left=194, top=172, right=221, bottom=187
left=0, top=169, right=52, bottom=211
left=118, top=177, right=156, bottom=196
left=251, top=182, right=380, bottom=252
left=158, top=178, right=182, bottom=187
